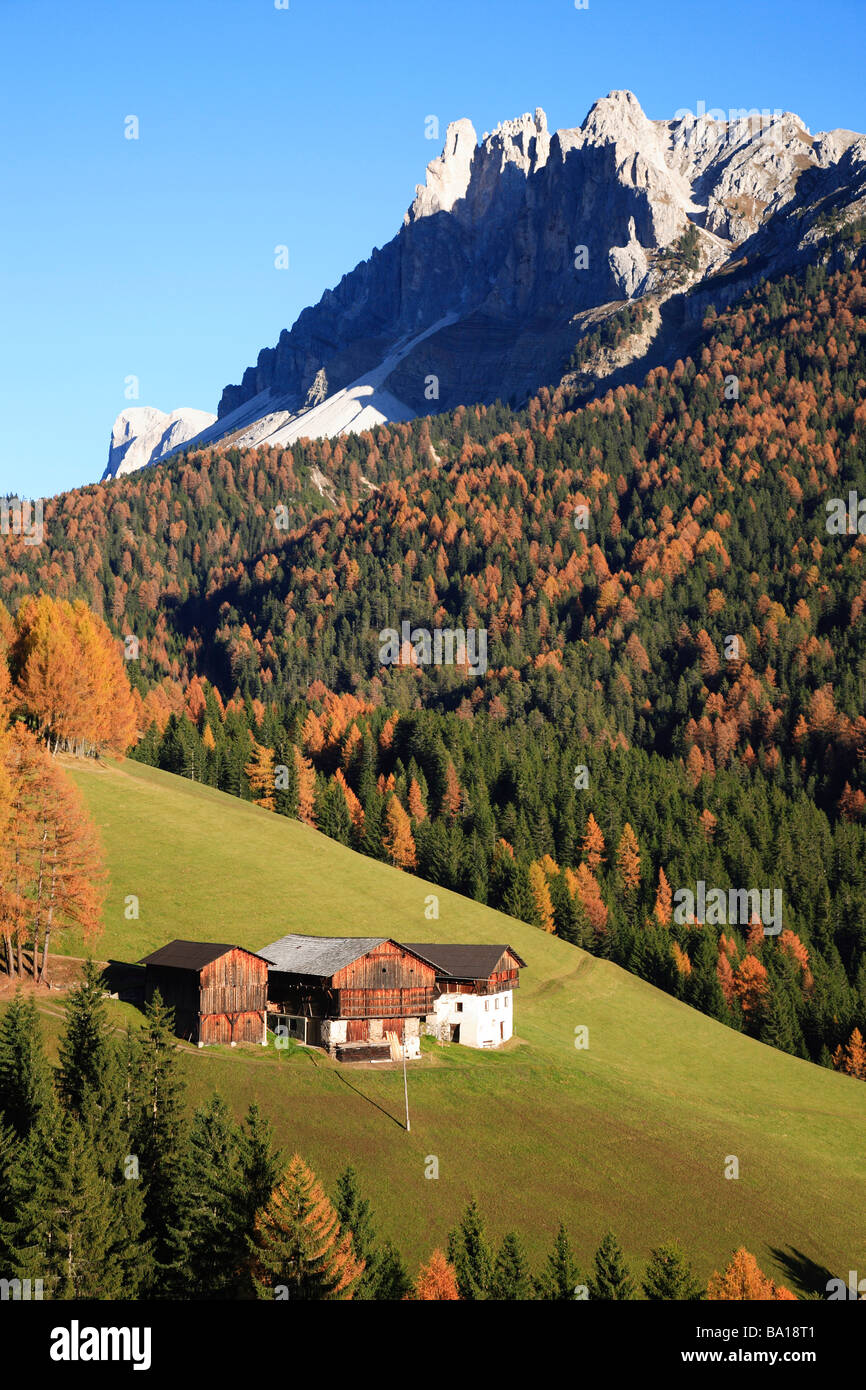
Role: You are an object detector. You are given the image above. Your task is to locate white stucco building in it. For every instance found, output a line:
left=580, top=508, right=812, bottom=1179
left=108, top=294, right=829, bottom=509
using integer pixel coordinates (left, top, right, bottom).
left=427, top=987, right=514, bottom=1047
left=404, top=943, right=526, bottom=1049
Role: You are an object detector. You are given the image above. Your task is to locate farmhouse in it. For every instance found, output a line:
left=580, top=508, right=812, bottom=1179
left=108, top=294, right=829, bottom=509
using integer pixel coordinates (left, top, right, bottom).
left=405, top=943, right=526, bottom=1048
left=260, top=935, right=438, bottom=1062
left=139, top=940, right=271, bottom=1047
left=259, top=934, right=526, bottom=1058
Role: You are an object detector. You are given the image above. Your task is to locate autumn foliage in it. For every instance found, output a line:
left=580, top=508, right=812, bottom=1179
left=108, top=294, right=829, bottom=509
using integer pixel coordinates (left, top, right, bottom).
left=706, top=1248, right=796, bottom=1301
left=250, top=1154, right=365, bottom=1300
left=0, top=724, right=104, bottom=979
left=411, top=1248, right=460, bottom=1300
left=10, top=595, right=137, bottom=757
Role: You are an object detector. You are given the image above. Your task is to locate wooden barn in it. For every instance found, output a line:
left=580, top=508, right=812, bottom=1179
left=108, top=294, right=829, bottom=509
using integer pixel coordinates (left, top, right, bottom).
left=404, top=943, right=526, bottom=1048
left=139, top=940, right=271, bottom=1047
left=260, top=935, right=437, bottom=1062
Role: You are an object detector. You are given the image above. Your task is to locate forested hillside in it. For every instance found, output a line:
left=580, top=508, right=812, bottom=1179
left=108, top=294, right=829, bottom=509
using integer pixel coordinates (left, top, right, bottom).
left=3, top=245, right=866, bottom=1073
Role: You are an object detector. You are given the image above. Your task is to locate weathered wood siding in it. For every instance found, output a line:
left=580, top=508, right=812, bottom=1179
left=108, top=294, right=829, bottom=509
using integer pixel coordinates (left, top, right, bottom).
left=335, top=985, right=435, bottom=1017
left=331, top=941, right=437, bottom=993
left=199, top=948, right=268, bottom=1014
left=144, top=948, right=268, bottom=1045
left=439, top=969, right=520, bottom=996
left=334, top=941, right=435, bottom=1018
left=269, top=942, right=436, bottom=1021
left=200, top=1010, right=266, bottom=1045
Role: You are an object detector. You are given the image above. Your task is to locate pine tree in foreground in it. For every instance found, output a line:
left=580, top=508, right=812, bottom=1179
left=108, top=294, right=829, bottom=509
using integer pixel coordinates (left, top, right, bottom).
left=334, top=1163, right=385, bottom=1300
left=48, top=1113, right=138, bottom=1298
left=490, top=1230, right=533, bottom=1300
left=59, top=962, right=149, bottom=1295
left=7, top=1100, right=141, bottom=1298
left=535, top=1222, right=582, bottom=1300
left=178, top=1095, right=245, bottom=1299
left=237, top=1103, right=281, bottom=1220
left=588, top=1231, right=636, bottom=1300
left=642, top=1242, right=704, bottom=1300
left=58, top=958, right=112, bottom=1117
left=130, top=989, right=188, bottom=1296
left=375, top=1239, right=412, bottom=1301
left=447, top=1198, right=493, bottom=1300
left=0, top=989, right=52, bottom=1138
left=250, top=1153, right=364, bottom=1300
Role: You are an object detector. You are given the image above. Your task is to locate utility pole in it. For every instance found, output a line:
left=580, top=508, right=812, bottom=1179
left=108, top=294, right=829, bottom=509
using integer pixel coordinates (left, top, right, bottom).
left=402, top=1016, right=411, bottom=1132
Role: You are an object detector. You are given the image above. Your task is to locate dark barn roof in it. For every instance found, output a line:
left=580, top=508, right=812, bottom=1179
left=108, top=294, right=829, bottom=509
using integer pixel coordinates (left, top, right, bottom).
left=139, top=940, right=274, bottom=971
left=403, top=943, right=526, bottom=980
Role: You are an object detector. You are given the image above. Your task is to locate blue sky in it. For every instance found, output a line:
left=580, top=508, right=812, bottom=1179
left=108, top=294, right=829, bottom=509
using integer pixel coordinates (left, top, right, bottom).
left=1, top=0, right=864, bottom=498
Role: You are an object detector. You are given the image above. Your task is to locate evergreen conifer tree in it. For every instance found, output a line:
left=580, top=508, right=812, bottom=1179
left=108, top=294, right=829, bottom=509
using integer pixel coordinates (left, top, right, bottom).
left=535, top=1222, right=582, bottom=1300
left=490, top=1230, right=533, bottom=1300
left=130, top=989, right=188, bottom=1296
left=0, top=989, right=52, bottom=1138
left=334, top=1164, right=381, bottom=1300
left=642, top=1242, right=704, bottom=1300
left=589, top=1231, right=636, bottom=1300
left=446, top=1198, right=493, bottom=1300
left=58, top=957, right=113, bottom=1117
left=373, top=1239, right=412, bottom=1301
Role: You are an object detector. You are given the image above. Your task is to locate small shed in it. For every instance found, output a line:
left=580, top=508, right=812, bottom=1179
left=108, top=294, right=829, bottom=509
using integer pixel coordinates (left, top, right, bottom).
left=139, top=940, right=271, bottom=1047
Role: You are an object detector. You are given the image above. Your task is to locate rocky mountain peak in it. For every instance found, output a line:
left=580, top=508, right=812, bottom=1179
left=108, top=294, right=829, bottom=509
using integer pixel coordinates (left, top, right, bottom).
left=407, top=107, right=551, bottom=226
left=406, top=117, right=477, bottom=221
left=104, top=406, right=217, bottom=480
left=102, top=91, right=866, bottom=480
left=580, top=88, right=657, bottom=145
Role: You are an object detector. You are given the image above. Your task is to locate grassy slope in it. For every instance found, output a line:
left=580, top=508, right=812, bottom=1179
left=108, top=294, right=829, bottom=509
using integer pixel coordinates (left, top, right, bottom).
left=50, top=757, right=866, bottom=1290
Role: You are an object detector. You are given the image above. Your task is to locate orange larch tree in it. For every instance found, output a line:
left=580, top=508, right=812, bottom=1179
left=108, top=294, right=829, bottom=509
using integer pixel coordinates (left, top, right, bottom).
left=528, top=862, right=555, bottom=933
left=334, top=769, right=365, bottom=835
left=35, top=757, right=105, bottom=982
left=0, top=724, right=104, bottom=979
left=653, top=867, right=673, bottom=926
left=250, top=1154, right=365, bottom=1300
left=733, top=954, right=770, bottom=1017
left=293, top=746, right=316, bottom=826
left=382, top=795, right=417, bottom=870
left=581, top=813, right=606, bottom=871
left=412, top=1249, right=460, bottom=1300
left=707, top=1249, right=795, bottom=1301
left=616, top=823, right=641, bottom=894
left=13, top=594, right=137, bottom=757
left=716, top=949, right=736, bottom=1009
left=832, top=1027, right=866, bottom=1080
left=407, top=778, right=427, bottom=821
left=573, top=863, right=609, bottom=935
left=245, top=741, right=276, bottom=812
left=440, top=762, right=462, bottom=823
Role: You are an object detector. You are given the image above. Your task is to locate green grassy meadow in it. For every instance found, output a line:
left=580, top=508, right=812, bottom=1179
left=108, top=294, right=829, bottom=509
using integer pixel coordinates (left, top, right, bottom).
left=30, top=757, right=865, bottom=1289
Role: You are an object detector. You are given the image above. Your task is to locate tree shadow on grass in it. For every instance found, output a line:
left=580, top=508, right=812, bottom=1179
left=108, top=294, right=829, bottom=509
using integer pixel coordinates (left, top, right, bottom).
left=769, top=1246, right=834, bottom=1299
